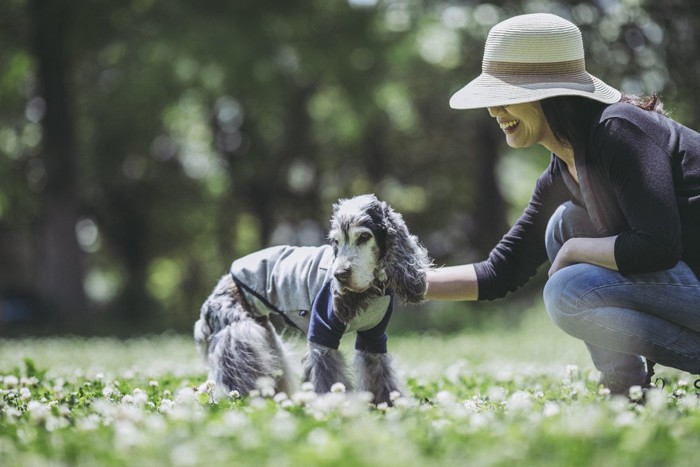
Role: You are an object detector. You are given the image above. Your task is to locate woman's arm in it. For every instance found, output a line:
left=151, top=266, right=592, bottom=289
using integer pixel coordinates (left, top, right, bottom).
left=548, top=236, right=618, bottom=277
left=425, top=264, right=479, bottom=301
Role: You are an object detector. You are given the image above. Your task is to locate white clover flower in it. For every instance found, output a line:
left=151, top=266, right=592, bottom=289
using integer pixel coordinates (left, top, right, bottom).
left=330, top=382, right=346, bottom=394
left=76, top=414, right=101, bottom=431
left=149, top=380, right=159, bottom=388
left=463, top=399, right=480, bottom=412
left=301, top=381, right=315, bottom=392
left=102, top=386, right=115, bottom=398
left=312, top=392, right=351, bottom=414
left=469, top=412, right=491, bottom=429
left=613, top=411, right=637, bottom=427
left=357, top=391, right=374, bottom=404
left=678, top=393, right=698, bottom=410
left=19, top=387, right=32, bottom=401
left=677, top=379, right=689, bottom=388
left=279, top=399, right=294, bottom=409
left=628, top=385, right=644, bottom=402
left=115, top=404, right=145, bottom=424
left=273, top=392, right=289, bottom=404
left=45, top=414, right=69, bottom=432
left=113, top=420, right=142, bottom=450
left=26, top=400, right=49, bottom=423
left=3, top=375, right=19, bottom=388
left=121, top=395, right=135, bottom=405
left=158, top=399, right=174, bottom=414
left=436, top=390, right=456, bottom=407
left=542, top=401, right=560, bottom=417
left=174, top=388, right=197, bottom=406
left=306, top=428, right=332, bottom=448
left=570, top=381, right=587, bottom=395
left=131, top=388, right=148, bottom=407
left=255, top=376, right=275, bottom=390
left=222, top=410, right=249, bottom=430
left=21, top=376, right=39, bottom=387
left=486, top=386, right=507, bottom=402
left=507, top=391, right=533, bottom=412
left=292, top=390, right=318, bottom=406
left=389, top=390, right=401, bottom=401
left=376, top=402, right=390, bottom=411
left=566, top=364, right=580, bottom=379
left=598, top=387, right=611, bottom=397
left=393, top=396, right=417, bottom=409
left=4, top=406, right=21, bottom=422
left=431, top=418, right=452, bottom=432
left=643, top=388, right=667, bottom=411
left=229, top=390, right=241, bottom=399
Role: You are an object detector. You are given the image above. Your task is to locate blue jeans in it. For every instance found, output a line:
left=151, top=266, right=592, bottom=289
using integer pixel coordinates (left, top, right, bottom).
left=543, top=202, right=700, bottom=390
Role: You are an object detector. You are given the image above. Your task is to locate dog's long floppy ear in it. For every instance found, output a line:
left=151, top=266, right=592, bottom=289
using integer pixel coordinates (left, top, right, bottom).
left=379, top=201, right=432, bottom=304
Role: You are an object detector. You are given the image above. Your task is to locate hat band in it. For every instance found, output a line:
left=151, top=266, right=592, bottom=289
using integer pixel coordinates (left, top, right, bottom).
left=483, top=58, right=585, bottom=76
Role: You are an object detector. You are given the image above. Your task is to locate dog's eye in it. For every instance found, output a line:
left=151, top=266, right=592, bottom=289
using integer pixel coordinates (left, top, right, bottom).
left=357, top=232, right=372, bottom=244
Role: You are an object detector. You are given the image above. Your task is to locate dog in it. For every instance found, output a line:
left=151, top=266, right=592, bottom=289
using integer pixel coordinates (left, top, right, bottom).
left=193, top=194, right=431, bottom=405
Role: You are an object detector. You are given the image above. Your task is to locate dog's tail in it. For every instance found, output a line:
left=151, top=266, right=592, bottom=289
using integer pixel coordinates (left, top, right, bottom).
left=206, top=317, right=295, bottom=398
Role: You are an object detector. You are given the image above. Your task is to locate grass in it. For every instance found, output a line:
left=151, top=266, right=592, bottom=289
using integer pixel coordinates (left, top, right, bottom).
left=1, top=302, right=699, bottom=466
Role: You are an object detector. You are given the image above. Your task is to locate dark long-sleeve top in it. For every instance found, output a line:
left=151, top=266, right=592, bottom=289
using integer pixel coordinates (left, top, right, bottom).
left=475, top=102, right=700, bottom=300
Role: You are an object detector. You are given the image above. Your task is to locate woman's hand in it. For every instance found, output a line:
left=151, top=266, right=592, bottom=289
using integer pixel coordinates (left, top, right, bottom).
left=548, top=236, right=619, bottom=277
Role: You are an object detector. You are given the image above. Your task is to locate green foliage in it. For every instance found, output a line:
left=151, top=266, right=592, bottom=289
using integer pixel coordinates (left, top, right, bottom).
left=1, top=0, right=699, bottom=333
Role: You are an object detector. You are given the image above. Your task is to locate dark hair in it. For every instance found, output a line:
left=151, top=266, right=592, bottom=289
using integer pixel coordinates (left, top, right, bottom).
left=540, top=93, right=666, bottom=148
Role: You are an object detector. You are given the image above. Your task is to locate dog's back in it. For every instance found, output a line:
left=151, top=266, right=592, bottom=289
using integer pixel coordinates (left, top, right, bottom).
left=230, top=245, right=334, bottom=333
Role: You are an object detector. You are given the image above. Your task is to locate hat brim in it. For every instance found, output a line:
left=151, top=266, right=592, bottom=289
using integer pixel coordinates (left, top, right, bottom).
left=449, top=72, right=621, bottom=109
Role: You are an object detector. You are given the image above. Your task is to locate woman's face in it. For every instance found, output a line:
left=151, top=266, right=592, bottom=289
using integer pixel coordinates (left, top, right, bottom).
left=487, top=101, right=552, bottom=149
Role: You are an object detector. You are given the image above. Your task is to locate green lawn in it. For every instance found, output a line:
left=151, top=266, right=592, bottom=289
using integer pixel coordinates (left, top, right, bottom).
left=1, top=304, right=698, bottom=466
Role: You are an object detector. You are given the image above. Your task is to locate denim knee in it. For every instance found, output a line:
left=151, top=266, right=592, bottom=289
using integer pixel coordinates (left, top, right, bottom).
left=543, top=264, right=591, bottom=333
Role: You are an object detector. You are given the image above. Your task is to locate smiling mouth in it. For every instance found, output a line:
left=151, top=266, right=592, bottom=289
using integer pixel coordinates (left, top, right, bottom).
left=499, top=120, right=520, bottom=132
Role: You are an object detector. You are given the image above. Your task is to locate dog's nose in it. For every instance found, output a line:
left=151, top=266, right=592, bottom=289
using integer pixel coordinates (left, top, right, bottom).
left=334, top=267, right=351, bottom=283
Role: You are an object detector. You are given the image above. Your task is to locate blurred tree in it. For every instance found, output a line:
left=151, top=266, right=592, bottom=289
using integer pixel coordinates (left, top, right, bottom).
left=1, top=0, right=699, bottom=335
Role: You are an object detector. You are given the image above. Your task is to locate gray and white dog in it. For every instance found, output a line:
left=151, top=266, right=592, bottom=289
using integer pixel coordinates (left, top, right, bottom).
left=194, top=194, right=431, bottom=405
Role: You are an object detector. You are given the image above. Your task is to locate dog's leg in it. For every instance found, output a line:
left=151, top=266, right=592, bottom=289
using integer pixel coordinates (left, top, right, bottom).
left=207, top=318, right=283, bottom=398
left=303, top=342, right=353, bottom=393
left=354, top=350, right=401, bottom=405
left=259, top=317, right=296, bottom=395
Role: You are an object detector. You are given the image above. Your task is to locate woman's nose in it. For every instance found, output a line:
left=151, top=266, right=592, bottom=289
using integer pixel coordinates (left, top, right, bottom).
left=487, top=106, right=506, bottom=117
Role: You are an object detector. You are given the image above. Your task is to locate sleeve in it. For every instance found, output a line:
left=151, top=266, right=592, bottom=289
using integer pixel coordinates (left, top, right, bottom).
left=474, top=162, right=570, bottom=300
left=307, top=281, right=347, bottom=350
left=595, top=117, right=682, bottom=274
left=355, top=293, right=394, bottom=354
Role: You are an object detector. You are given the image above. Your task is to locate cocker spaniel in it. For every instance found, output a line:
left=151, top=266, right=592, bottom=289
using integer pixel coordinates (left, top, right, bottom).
left=194, top=194, right=431, bottom=405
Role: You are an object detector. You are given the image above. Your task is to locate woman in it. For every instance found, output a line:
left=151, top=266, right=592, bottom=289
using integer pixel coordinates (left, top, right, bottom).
left=425, top=13, right=700, bottom=394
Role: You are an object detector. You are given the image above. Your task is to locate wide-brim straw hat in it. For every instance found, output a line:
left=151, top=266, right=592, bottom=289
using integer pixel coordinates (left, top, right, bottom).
left=449, top=13, right=621, bottom=109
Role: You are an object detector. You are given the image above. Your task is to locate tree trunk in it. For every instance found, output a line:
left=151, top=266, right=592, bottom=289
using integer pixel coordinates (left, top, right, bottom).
left=30, top=0, right=88, bottom=332
left=469, top=118, right=509, bottom=258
